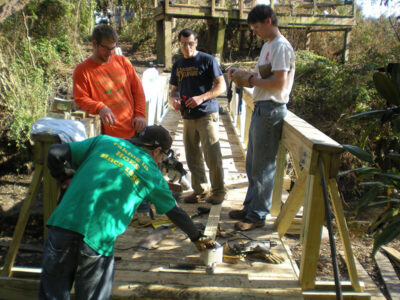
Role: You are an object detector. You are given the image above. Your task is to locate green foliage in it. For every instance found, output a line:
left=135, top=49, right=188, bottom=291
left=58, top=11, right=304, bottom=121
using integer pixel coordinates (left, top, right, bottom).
left=0, top=0, right=95, bottom=155
left=0, top=48, right=53, bottom=149
left=119, top=14, right=154, bottom=49
left=289, top=50, right=377, bottom=139
left=341, top=63, right=400, bottom=256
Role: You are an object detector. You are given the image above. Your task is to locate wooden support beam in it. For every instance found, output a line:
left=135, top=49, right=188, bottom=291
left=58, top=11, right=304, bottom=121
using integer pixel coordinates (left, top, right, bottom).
left=275, top=171, right=307, bottom=236
left=299, top=172, right=325, bottom=290
left=239, top=0, right=244, bottom=20
left=302, top=290, right=371, bottom=299
left=314, top=280, right=364, bottom=291
left=156, top=17, right=172, bottom=69
left=328, top=178, right=361, bottom=291
left=0, top=165, right=44, bottom=277
left=343, top=29, right=351, bottom=63
left=207, top=18, right=226, bottom=59
left=340, top=251, right=385, bottom=299
left=305, top=28, right=311, bottom=50
left=42, top=163, right=60, bottom=238
left=215, top=18, right=226, bottom=59
left=271, top=142, right=288, bottom=216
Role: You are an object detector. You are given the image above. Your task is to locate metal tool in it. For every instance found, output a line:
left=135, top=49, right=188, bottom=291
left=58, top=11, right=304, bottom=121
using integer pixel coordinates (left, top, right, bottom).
left=232, top=240, right=277, bottom=254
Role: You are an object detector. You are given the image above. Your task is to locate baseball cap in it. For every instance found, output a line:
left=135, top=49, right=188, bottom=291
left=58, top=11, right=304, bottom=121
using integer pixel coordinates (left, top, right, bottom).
left=129, top=125, right=172, bottom=151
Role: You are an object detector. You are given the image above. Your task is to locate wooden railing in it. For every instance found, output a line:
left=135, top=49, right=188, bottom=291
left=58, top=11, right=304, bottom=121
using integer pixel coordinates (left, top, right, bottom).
left=155, top=0, right=355, bottom=20
left=230, top=84, right=370, bottom=298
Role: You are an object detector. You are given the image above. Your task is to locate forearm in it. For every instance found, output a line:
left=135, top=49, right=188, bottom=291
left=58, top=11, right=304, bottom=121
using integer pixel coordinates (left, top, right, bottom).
left=199, top=85, right=225, bottom=101
left=250, top=72, right=287, bottom=91
left=166, top=205, right=201, bottom=242
left=169, top=86, right=179, bottom=100
left=74, top=96, right=106, bottom=114
left=199, top=77, right=226, bottom=102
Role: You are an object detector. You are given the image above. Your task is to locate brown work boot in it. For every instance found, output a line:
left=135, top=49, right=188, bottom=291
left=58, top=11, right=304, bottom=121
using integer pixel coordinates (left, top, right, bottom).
left=183, top=192, right=206, bottom=204
left=137, top=212, right=152, bottom=226
left=234, top=219, right=265, bottom=231
left=205, top=193, right=226, bottom=205
left=229, top=209, right=247, bottom=220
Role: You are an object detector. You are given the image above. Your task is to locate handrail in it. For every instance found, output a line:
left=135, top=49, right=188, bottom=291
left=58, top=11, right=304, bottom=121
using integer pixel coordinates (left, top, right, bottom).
left=231, top=84, right=363, bottom=295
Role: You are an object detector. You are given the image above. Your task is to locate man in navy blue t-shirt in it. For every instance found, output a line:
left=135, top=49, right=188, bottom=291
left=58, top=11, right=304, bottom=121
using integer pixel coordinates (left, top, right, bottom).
left=169, top=28, right=226, bottom=204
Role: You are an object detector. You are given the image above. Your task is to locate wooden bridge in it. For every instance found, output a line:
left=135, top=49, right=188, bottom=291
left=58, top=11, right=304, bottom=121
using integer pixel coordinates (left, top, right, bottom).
left=155, top=0, right=356, bottom=67
left=0, top=74, right=374, bottom=298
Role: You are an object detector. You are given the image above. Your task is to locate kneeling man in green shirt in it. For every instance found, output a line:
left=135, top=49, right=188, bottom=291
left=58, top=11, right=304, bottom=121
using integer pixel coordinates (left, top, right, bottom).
left=39, top=125, right=212, bottom=300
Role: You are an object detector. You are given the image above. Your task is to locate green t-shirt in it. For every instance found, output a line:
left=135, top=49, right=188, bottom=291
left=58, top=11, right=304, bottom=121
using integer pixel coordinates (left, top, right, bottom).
left=46, top=135, right=176, bottom=256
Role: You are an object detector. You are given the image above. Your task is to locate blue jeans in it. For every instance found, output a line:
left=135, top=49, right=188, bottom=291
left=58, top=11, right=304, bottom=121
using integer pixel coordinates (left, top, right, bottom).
left=243, top=101, right=287, bottom=221
left=137, top=199, right=150, bottom=213
left=39, top=227, right=114, bottom=300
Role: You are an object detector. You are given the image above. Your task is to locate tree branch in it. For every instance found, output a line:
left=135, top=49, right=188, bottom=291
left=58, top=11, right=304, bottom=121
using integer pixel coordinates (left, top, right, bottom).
left=0, top=0, right=32, bottom=24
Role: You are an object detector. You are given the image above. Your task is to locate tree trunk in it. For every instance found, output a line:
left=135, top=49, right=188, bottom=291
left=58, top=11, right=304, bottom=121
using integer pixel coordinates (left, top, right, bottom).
left=0, top=0, right=32, bottom=24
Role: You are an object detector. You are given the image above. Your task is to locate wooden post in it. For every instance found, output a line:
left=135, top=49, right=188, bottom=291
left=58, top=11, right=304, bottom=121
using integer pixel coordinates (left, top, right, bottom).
left=211, top=0, right=215, bottom=17
left=207, top=19, right=226, bottom=60
left=270, top=142, right=287, bottom=216
left=0, top=165, right=44, bottom=277
left=343, top=29, right=351, bottom=63
left=215, top=18, right=226, bottom=60
left=328, top=178, right=361, bottom=291
left=156, top=17, right=172, bottom=69
left=299, top=170, right=325, bottom=290
left=239, top=0, right=244, bottom=20
left=305, top=29, right=311, bottom=51
left=275, top=171, right=307, bottom=236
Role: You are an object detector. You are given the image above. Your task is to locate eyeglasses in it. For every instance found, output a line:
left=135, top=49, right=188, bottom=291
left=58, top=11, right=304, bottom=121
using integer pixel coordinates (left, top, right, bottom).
left=179, top=41, right=196, bottom=48
left=162, top=149, right=173, bottom=157
left=98, top=43, right=117, bottom=51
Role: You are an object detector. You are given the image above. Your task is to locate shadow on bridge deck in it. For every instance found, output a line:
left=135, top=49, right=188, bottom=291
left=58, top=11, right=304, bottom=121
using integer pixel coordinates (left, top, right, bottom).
left=111, top=108, right=301, bottom=299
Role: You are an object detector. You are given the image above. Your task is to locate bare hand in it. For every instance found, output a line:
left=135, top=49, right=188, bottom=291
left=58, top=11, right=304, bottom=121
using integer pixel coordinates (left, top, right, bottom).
left=185, top=96, right=203, bottom=109
left=227, top=68, right=237, bottom=80
left=132, top=116, right=147, bottom=133
left=169, top=97, right=182, bottom=111
left=231, top=70, right=253, bottom=88
left=99, top=106, right=116, bottom=126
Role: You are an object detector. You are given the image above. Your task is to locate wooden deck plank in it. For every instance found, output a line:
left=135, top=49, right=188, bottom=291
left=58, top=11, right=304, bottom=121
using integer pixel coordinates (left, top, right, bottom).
left=339, top=251, right=386, bottom=299
left=375, top=251, right=400, bottom=300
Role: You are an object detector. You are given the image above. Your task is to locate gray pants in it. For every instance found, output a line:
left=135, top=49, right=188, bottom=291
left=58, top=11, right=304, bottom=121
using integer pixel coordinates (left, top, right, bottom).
left=183, top=112, right=225, bottom=196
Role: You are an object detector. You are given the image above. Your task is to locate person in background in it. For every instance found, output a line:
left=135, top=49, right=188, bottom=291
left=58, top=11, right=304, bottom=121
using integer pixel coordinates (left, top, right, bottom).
left=228, top=5, right=295, bottom=231
left=169, top=28, right=227, bottom=205
left=73, top=24, right=151, bottom=223
left=39, top=125, right=214, bottom=300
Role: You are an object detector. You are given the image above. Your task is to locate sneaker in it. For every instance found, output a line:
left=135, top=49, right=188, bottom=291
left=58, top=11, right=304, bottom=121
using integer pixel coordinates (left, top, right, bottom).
left=205, top=193, right=226, bottom=205
left=137, top=212, right=152, bottom=225
left=229, top=209, right=247, bottom=220
left=234, top=219, right=265, bottom=231
left=183, top=192, right=206, bottom=204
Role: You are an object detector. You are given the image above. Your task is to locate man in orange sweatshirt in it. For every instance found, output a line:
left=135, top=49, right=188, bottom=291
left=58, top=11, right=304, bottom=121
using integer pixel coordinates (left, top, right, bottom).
left=73, top=24, right=149, bottom=223
left=73, top=24, right=146, bottom=139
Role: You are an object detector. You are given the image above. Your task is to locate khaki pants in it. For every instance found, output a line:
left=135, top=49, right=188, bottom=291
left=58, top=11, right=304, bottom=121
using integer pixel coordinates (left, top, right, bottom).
left=183, top=112, right=225, bottom=196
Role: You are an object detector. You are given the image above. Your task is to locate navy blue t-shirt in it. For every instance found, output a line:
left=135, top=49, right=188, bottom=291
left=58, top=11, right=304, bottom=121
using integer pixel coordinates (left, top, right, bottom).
left=170, top=51, right=223, bottom=119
